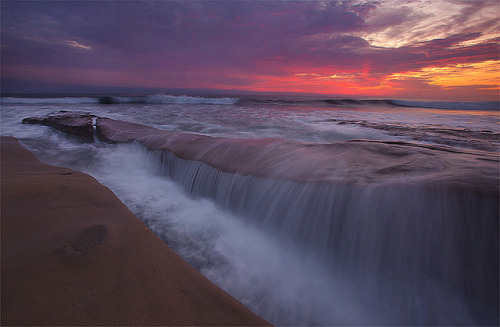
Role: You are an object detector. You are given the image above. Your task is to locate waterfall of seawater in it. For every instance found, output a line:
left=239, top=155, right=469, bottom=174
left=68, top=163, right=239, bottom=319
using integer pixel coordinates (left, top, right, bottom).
left=144, top=146, right=499, bottom=325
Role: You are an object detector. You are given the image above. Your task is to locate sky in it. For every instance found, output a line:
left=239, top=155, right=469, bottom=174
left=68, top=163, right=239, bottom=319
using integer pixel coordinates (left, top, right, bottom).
left=1, top=0, right=499, bottom=100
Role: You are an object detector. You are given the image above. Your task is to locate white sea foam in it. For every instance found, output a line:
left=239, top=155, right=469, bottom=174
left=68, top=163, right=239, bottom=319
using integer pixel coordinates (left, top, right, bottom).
left=63, top=143, right=376, bottom=325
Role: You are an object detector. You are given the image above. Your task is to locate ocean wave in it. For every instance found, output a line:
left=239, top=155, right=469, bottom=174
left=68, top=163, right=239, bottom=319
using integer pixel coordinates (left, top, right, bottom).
left=240, top=98, right=499, bottom=110
left=99, top=94, right=239, bottom=105
left=2, top=94, right=498, bottom=110
left=1, top=97, right=100, bottom=104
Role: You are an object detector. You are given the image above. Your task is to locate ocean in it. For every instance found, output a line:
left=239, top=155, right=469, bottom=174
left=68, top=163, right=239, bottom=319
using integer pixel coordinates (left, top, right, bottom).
left=1, top=94, right=499, bottom=325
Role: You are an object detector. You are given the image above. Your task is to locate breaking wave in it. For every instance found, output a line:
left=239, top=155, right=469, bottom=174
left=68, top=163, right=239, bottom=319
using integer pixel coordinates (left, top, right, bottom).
left=0, top=96, right=100, bottom=105
left=2, top=94, right=498, bottom=110
left=98, top=94, right=238, bottom=105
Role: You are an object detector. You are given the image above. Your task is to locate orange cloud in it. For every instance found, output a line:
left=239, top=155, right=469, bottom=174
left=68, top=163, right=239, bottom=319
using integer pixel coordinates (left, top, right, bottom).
left=387, top=60, right=500, bottom=89
left=240, top=59, right=499, bottom=100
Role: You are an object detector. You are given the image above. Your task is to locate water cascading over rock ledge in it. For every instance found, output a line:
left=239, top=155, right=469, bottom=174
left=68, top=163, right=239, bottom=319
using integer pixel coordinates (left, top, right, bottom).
left=23, top=112, right=499, bottom=325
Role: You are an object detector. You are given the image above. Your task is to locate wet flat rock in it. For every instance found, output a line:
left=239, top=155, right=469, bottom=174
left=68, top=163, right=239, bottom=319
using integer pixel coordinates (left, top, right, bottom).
left=95, top=116, right=500, bottom=192
left=21, top=113, right=500, bottom=193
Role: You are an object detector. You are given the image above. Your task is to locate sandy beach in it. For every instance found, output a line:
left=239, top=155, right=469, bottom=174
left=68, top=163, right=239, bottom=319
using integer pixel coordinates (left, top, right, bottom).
left=1, top=136, right=270, bottom=326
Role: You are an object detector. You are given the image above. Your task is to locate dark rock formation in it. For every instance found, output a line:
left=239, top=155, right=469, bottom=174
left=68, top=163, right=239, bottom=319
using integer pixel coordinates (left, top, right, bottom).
left=22, top=111, right=95, bottom=141
left=98, top=96, right=116, bottom=104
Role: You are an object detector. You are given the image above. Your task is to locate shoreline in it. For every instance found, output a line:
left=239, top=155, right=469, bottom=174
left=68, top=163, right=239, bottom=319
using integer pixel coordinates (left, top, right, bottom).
left=1, top=136, right=270, bottom=326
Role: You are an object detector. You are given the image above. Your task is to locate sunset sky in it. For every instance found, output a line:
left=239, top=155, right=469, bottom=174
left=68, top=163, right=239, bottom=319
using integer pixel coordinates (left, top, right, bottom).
left=1, top=0, right=499, bottom=100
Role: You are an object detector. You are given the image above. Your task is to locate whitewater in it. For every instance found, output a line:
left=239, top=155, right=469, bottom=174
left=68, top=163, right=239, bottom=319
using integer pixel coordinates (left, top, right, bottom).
left=1, top=94, right=499, bottom=325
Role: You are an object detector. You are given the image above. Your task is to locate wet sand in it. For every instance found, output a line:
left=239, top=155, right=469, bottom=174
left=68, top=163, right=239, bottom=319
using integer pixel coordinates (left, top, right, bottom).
left=1, top=136, right=270, bottom=326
